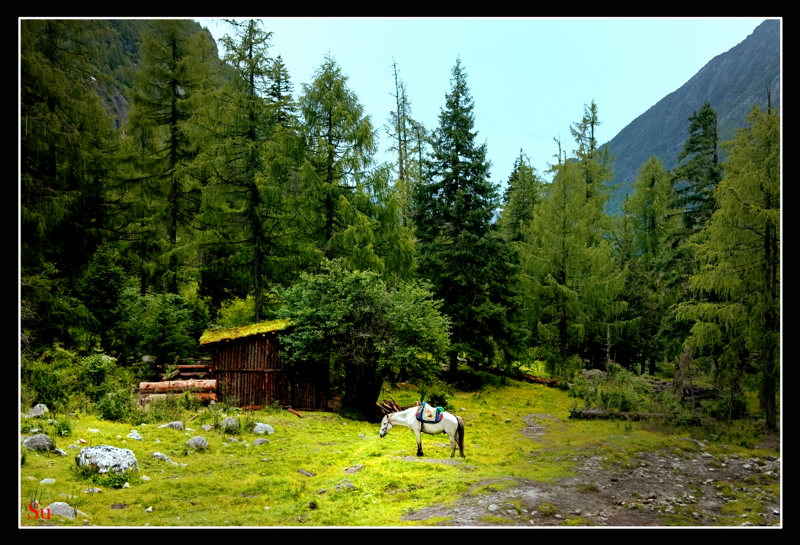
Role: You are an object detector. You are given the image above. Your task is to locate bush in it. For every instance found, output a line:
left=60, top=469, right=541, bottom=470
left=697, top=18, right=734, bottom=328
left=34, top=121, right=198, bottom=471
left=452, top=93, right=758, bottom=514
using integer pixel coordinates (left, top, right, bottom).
left=96, top=386, right=136, bottom=422
left=569, top=363, right=655, bottom=413
left=20, top=345, right=80, bottom=412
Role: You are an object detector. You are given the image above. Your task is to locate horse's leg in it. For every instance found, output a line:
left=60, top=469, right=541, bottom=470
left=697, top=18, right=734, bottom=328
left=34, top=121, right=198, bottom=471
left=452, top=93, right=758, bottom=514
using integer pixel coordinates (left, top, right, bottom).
left=449, top=430, right=456, bottom=458
left=415, top=428, right=423, bottom=456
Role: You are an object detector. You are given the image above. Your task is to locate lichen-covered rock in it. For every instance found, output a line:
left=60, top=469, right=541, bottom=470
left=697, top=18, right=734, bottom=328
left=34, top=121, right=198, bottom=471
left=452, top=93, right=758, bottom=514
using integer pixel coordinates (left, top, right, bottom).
left=23, top=433, right=55, bottom=451
left=45, top=501, right=88, bottom=519
left=254, top=422, right=275, bottom=435
left=75, top=445, right=139, bottom=474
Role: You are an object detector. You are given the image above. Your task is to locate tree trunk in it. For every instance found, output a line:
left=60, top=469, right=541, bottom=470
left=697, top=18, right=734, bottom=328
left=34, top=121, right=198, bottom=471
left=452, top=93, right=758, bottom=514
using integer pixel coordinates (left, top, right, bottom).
left=138, top=379, right=217, bottom=394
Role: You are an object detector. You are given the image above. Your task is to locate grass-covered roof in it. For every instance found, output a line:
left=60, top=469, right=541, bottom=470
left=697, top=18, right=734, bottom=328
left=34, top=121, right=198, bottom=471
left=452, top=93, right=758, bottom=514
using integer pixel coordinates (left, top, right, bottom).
left=199, top=318, right=291, bottom=346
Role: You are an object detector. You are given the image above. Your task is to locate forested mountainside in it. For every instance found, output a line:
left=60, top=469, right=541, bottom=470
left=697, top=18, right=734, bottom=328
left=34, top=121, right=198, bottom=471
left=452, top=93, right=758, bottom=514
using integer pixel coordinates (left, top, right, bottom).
left=603, top=19, right=780, bottom=214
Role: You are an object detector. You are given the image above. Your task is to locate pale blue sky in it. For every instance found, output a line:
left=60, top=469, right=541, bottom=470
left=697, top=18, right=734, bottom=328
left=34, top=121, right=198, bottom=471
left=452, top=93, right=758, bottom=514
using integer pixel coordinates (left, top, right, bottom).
left=198, top=17, right=776, bottom=188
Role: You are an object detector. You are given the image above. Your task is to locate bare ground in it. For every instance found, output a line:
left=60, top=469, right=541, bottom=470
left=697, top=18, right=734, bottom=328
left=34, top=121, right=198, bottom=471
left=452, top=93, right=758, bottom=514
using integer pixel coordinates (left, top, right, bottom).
left=401, top=414, right=781, bottom=527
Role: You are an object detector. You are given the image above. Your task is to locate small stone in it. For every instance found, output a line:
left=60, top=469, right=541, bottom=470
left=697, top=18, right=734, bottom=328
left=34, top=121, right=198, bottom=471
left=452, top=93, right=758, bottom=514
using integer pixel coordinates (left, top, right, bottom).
left=40, top=478, right=56, bottom=485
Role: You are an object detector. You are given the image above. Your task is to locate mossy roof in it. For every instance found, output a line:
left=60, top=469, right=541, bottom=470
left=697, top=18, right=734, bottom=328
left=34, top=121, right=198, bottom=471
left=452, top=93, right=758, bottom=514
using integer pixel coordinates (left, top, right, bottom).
left=198, top=318, right=291, bottom=346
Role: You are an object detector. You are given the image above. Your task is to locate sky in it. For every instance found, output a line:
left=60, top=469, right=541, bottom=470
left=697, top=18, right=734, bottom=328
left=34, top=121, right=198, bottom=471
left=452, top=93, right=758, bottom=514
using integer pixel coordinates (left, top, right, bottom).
left=197, top=17, right=775, bottom=189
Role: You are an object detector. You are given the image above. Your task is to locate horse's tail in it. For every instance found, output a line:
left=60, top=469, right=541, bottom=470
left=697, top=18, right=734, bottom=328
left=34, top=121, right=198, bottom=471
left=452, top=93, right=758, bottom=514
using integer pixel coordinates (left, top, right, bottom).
left=456, top=415, right=465, bottom=455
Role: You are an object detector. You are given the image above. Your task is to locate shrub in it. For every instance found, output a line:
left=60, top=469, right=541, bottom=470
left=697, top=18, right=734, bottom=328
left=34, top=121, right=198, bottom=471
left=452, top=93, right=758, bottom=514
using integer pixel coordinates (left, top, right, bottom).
left=96, top=386, right=136, bottom=422
left=20, top=345, right=81, bottom=411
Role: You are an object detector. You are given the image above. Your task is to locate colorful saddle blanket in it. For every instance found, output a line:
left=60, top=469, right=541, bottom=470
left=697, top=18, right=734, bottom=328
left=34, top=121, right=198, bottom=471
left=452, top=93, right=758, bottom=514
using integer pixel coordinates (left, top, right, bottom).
left=416, top=402, right=444, bottom=424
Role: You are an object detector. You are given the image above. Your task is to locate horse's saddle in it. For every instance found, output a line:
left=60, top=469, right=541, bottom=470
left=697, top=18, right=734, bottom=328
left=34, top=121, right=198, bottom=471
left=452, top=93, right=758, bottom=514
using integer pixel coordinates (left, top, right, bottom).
left=416, top=402, right=443, bottom=424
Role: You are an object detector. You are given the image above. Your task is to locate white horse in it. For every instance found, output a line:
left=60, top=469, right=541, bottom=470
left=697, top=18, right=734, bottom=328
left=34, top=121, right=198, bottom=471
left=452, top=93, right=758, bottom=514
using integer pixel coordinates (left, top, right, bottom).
left=379, top=405, right=465, bottom=458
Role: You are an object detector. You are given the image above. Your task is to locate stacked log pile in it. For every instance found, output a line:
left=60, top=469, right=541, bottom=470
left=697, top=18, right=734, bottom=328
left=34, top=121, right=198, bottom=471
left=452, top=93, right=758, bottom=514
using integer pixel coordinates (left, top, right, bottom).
left=137, top=379, right=218, bottom=407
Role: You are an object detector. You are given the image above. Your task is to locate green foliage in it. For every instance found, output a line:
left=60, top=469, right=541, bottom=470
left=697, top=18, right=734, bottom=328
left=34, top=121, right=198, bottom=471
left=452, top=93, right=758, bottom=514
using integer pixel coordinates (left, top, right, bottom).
left=115, top=288, right=204, bottom=376
left=216, top=296, right=258, bottom=328
left=569, top=363, right=656, bottom=413
left=279, top=259, right=451, bottom=416
left=20, top=345, right=82, bottom=411
left=96, top=387, right=136, bottom=422
left=412, top=58, right=520, bottom=370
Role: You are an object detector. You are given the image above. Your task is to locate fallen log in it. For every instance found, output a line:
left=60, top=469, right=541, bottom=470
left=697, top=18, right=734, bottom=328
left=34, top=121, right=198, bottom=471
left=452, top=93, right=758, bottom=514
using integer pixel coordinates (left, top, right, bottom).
left=287, top=408, right=303, bottom=418
left=570, top=408, right=668, bottom=421
left=138, top=379, right=217, bottom=394
left=520, top=373, right=560, bottom=387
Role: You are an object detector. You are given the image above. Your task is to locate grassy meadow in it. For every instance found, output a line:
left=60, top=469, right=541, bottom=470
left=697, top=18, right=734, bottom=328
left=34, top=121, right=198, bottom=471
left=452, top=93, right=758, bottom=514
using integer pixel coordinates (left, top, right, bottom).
left=19, top=379, right=775, bottom=527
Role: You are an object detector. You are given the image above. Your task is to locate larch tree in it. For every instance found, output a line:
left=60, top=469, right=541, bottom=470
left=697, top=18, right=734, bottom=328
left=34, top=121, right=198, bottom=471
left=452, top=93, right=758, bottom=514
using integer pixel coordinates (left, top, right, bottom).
left=193, top=20, right=305, bottom=321
left=121, top=19, right=217, bottom=294
left=298, top=54, right=376, bottom=262
left=677, top=105, right=780, bottom=429
left=21, top=19, right=119, bottom=347
left=618, top=156, right=681, bottom=372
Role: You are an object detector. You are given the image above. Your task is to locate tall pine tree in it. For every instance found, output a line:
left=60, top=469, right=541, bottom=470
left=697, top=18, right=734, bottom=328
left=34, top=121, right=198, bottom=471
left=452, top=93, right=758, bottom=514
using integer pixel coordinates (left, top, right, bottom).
left=413, top=59, right=519, bottom=373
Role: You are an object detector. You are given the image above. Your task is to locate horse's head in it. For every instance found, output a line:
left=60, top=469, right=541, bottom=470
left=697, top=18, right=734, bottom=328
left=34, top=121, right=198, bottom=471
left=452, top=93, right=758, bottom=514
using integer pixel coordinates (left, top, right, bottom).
left=379, top=414, right=393, bottom=437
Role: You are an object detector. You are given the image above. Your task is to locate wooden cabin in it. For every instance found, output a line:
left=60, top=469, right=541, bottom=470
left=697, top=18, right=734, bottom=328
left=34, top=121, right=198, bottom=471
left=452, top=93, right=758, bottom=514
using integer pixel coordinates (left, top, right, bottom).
left=198, top=319, right=328, bottom=410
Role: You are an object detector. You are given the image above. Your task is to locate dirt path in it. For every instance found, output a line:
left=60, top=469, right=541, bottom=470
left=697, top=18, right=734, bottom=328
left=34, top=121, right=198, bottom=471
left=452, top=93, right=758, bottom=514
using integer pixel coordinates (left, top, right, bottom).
left=402, top=414, right=781, bottom=527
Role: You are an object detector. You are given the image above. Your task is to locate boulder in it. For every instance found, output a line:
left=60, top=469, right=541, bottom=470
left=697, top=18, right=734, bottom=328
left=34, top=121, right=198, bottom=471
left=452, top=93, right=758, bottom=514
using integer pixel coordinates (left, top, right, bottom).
left=46, top=501, right=88, bottom=519
left=24, top=404, right=49, bottom=418
left=186, top=436, right=208, bottom=451
left=75, top=445, right=139, bottom=474
left=158, top=421, right=184, bottom=431
left=23, top=433, right=55, bottom=452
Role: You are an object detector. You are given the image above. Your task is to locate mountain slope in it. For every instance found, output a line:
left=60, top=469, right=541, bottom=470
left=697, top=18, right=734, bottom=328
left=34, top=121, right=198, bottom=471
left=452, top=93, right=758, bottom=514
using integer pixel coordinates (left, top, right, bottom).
left=603, top=19, right=780, bottom=214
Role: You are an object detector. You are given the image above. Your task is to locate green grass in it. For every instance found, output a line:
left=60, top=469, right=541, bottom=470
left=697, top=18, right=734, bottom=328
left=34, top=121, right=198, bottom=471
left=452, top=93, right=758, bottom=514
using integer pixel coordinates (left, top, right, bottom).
left=19, top=379, right=776, bottom=527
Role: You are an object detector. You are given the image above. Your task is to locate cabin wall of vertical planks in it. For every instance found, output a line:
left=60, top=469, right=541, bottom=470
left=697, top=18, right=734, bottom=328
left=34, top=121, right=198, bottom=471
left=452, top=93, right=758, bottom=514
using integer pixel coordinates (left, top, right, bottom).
left=203, top=331, right=328, bottom=410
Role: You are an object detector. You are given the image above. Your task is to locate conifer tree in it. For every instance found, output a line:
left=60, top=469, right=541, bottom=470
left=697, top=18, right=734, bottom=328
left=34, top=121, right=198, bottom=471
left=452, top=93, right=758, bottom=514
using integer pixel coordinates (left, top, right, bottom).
left=498, top=150, right=543, bottom=244
left=413, top=59, right=519, bottom=372
left=678, top=106, right=780, bottom=429
left=672, top=102, right=722, bottom=234
left=617, top=156, right=681, bottom=372
left=121, top=19, right=216, bottom=294
left=21, top=19, right=119, bottom=347
left=520, top=103, right=623, bottom=373
left=299, top=54, right=376, bottom=261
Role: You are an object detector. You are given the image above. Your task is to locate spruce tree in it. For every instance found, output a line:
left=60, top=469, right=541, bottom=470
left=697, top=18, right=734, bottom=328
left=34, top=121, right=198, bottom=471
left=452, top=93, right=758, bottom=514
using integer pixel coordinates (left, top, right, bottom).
left=413, top=58, right=519, bottom=372
left=672, top=102, right=722, bottom=234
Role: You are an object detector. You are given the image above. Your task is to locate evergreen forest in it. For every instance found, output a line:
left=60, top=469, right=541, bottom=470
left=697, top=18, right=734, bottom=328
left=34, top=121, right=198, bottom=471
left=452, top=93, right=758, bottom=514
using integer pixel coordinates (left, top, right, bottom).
left=20, top=19, right=780, bottom=433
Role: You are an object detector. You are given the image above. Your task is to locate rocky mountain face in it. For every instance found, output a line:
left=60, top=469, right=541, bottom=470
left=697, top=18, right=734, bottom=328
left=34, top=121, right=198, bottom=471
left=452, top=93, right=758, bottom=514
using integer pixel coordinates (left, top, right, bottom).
left=602, top=19, right=781, bottom=214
